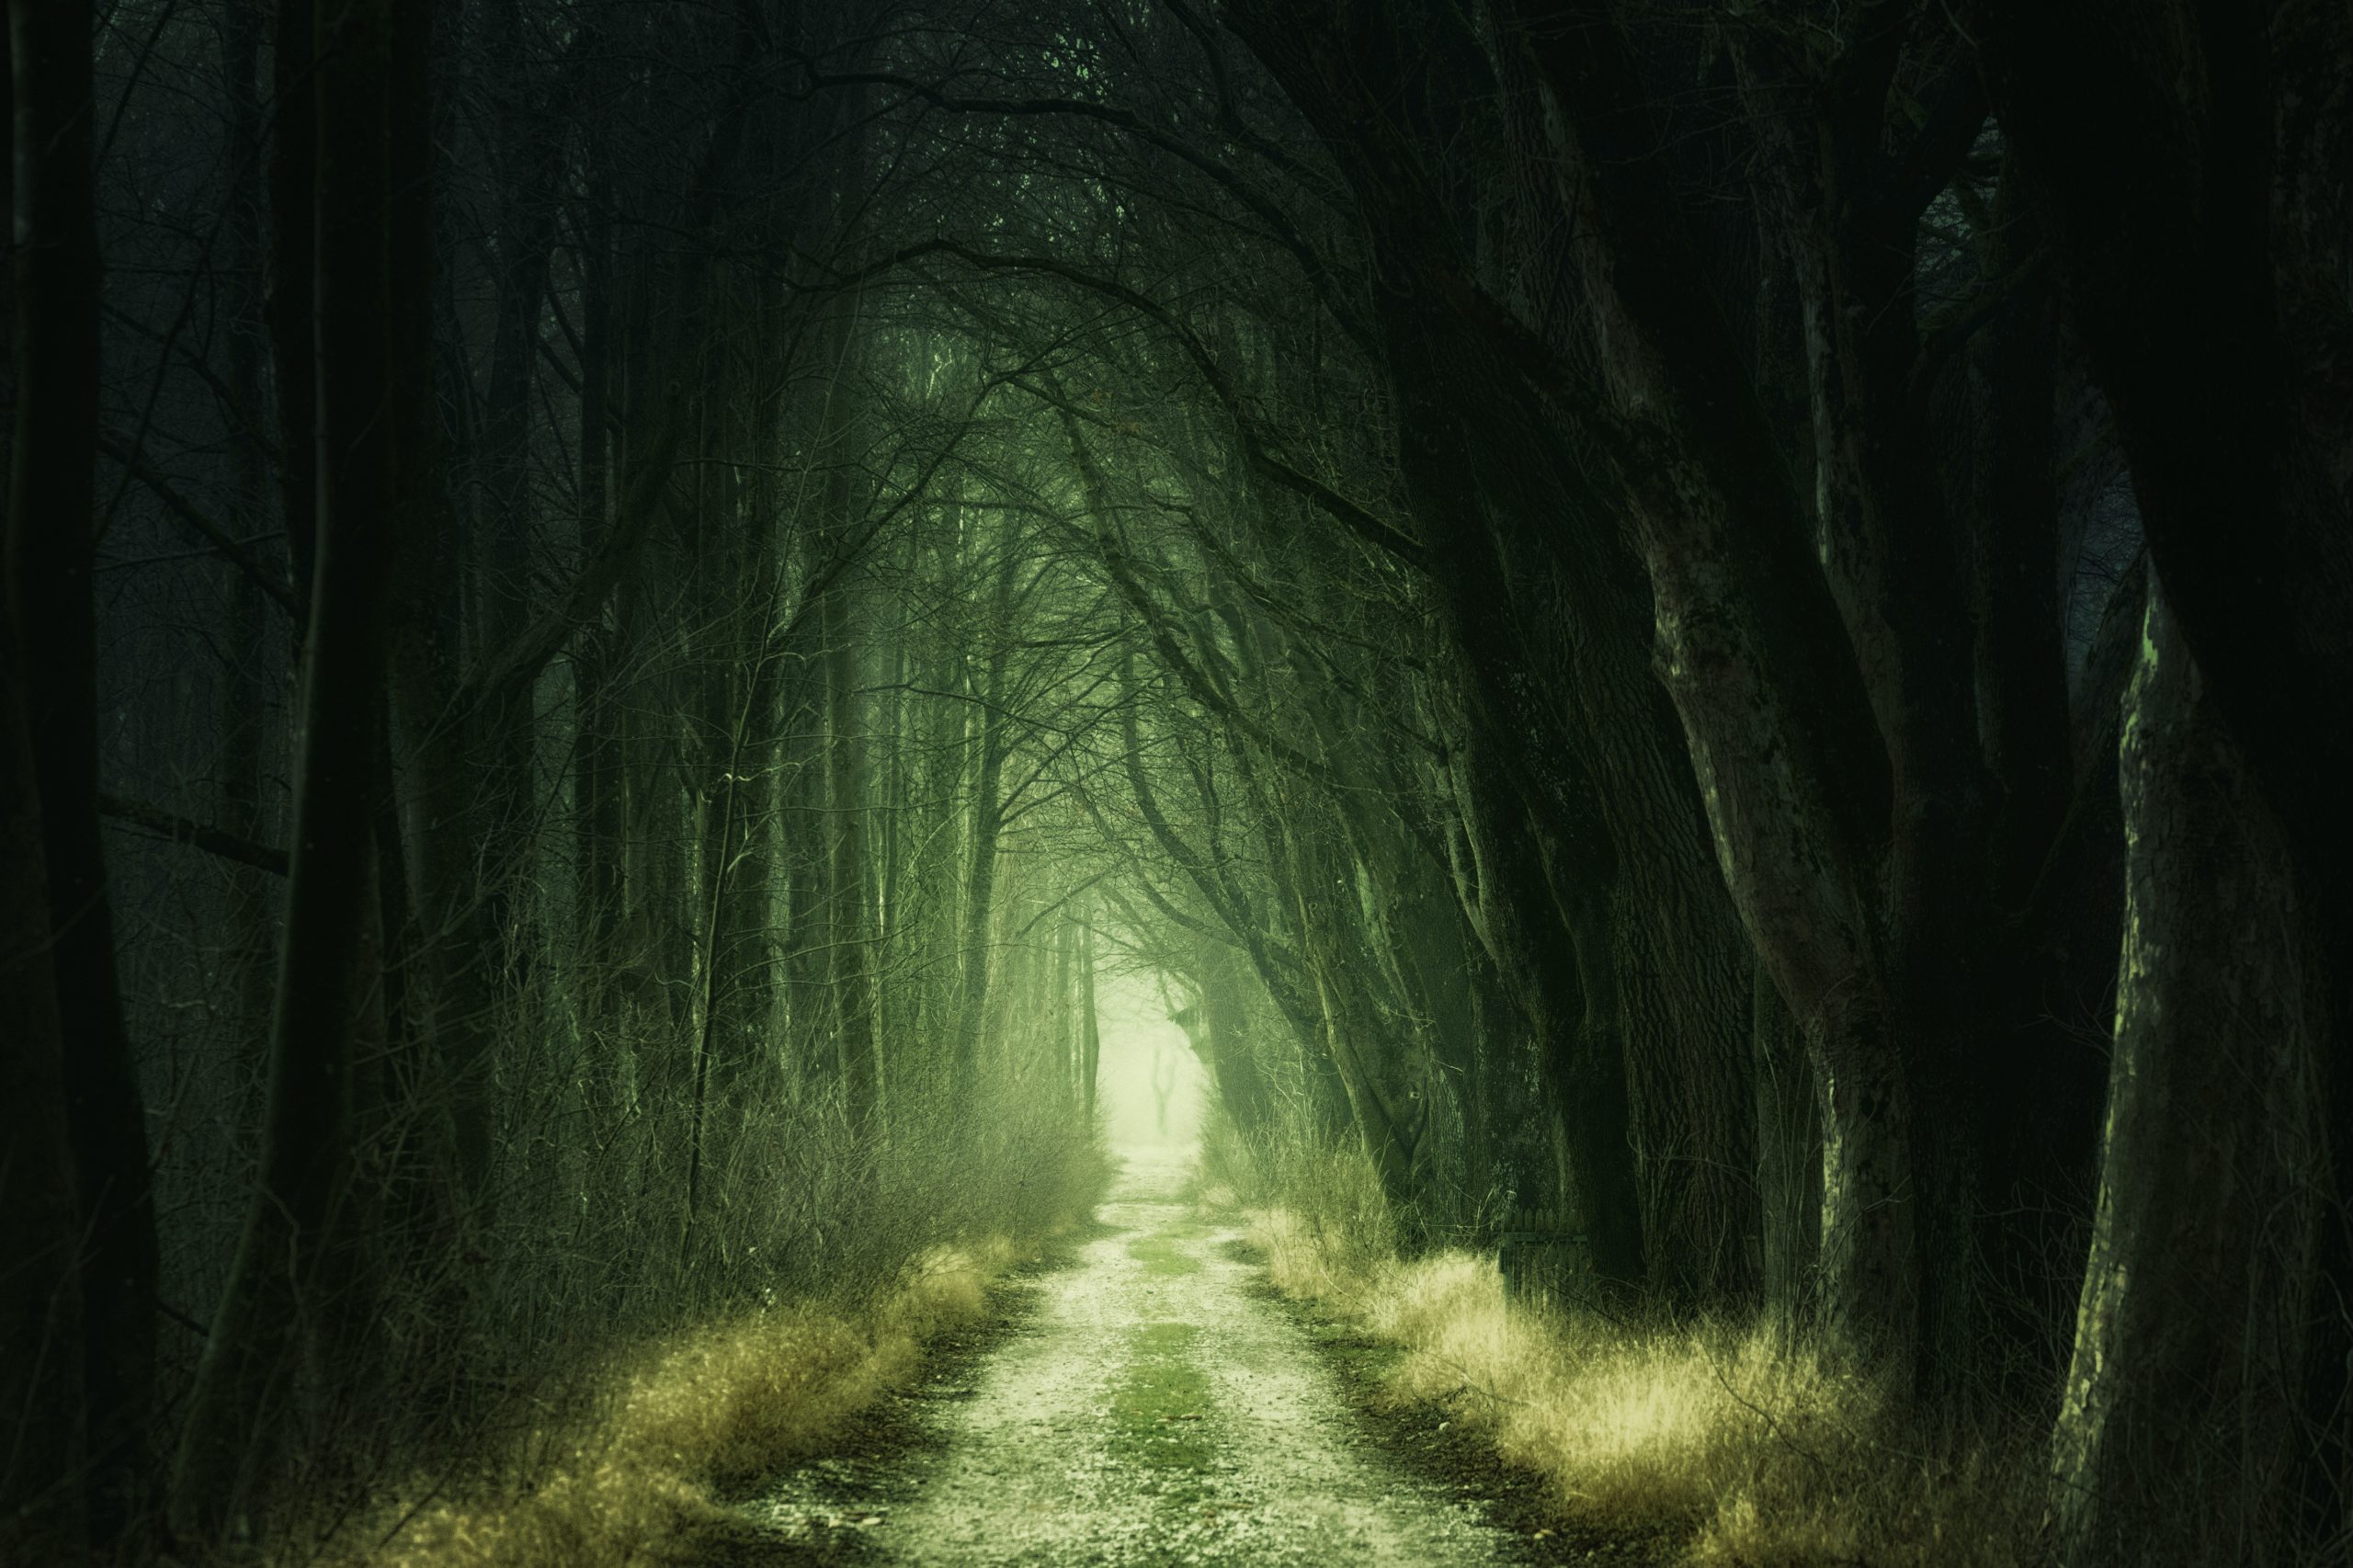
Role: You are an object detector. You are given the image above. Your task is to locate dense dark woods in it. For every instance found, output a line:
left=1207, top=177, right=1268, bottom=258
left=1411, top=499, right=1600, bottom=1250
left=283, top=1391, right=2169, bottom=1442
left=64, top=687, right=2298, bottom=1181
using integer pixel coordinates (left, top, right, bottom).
left=0, top=0, right=2346, bottom=1562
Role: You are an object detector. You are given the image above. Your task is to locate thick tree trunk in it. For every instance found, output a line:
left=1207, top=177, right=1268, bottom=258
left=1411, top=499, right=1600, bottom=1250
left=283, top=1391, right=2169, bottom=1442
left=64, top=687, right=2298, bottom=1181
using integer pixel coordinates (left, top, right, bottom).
left=1751, top=963, right=1820, bottom=1335
left=0, top=589, right=86, bottom=1562
left=2050, top=574, right=2327, bottom=1565
left=5, top=0, right=160, bottom=1540
left=168, top=0, right=400, bottom=1539
left=1486, top=0, right=1921, bottom=1357
left=1449, top=716, right=1645, bottom=1287
left=1190, top=934, right=1272, bottom=1139
left=1297, top=665, right=1493, bottom=1232
left=1976, top=8, right=2353, bottom=1516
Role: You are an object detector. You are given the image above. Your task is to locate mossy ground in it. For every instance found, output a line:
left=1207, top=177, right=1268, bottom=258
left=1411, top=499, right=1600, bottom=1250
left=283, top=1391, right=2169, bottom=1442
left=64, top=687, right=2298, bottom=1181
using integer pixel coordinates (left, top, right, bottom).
left=1127, top=1225, right=1206, bottom=1277
left=1107, top=1321, right=1220, bottom=1500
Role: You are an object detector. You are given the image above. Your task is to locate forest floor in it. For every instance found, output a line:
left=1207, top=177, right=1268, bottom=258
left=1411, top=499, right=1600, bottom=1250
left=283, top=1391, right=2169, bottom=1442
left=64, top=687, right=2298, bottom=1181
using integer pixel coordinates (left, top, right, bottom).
left=722, top=1151, right=1594, bottom=1567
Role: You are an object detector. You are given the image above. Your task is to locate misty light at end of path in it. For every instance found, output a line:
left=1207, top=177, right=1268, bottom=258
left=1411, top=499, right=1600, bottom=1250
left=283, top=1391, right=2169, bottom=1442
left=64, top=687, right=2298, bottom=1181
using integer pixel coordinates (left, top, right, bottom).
left=1092, top=970, right=1209, bottom=1157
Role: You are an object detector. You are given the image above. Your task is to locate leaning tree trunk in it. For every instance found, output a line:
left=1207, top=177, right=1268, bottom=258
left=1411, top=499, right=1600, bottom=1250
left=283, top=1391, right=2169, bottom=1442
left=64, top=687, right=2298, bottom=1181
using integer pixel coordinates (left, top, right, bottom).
left=5, top=0, right=159, bottom=1542
left=2048, top=574, right=2328, bottom=1566
left=167, top=0, right=401, bottom=1540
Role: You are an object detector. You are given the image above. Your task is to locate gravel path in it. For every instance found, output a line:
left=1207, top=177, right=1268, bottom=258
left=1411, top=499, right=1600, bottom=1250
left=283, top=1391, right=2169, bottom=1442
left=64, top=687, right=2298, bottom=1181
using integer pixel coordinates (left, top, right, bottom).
left=747, top=1152, right=1526, bottom=1566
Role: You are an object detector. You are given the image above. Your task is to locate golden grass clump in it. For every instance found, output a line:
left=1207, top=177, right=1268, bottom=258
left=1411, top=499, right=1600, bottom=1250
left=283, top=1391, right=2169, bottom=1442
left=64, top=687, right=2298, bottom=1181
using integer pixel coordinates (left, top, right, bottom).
left=317, top=1241, right=1020, bottom=1568
left=1253, top=1207, right=1369, bottom=1301
left=1241, top=1208, right=2039, bottom=1567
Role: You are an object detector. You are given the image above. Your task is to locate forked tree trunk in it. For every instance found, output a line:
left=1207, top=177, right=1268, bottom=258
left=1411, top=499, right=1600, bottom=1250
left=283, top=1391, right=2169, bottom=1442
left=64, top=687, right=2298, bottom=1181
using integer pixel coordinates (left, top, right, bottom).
left=2049, top=575, right=2326, bottom=1565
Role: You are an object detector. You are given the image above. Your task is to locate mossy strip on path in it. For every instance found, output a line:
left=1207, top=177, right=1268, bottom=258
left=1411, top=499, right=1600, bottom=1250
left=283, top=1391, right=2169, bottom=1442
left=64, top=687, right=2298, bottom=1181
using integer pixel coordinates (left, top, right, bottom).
left=1107, top=1321, right=1218, bottom=1493
left=1126, top=1231, right=1203, bottom=1278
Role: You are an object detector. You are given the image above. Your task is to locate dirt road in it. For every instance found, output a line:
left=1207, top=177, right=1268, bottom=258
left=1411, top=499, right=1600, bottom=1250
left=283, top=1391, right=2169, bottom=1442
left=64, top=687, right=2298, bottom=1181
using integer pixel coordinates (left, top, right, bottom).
left=745, top=1152, right=1531, bottom=1566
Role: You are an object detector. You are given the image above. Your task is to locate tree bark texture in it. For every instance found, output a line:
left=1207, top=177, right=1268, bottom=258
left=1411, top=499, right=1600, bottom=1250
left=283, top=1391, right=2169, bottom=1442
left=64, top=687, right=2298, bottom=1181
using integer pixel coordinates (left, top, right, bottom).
left=169, top=0, right=402, bottom=1540
left=1976, top=0, right=2353, bottom=1503
left=0, top=584, right=87, bottom=1561
left=6, top=0, right=160, bottom=1540
left=2050, top=574, right=2327, bottom=1566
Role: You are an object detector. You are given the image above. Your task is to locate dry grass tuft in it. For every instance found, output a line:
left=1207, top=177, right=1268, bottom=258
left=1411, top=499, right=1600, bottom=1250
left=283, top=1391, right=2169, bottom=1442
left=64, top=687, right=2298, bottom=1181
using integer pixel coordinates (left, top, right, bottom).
left=315, top=1240, right=1024, bottom=1568
left=1238, top=1207, right=2040, bottom=1567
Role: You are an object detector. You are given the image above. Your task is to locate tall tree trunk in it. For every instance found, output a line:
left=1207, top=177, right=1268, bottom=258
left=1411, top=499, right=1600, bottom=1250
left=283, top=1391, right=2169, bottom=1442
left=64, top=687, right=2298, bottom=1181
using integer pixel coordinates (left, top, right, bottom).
left=269, top=0, right=317, bottom=587
left=573, top=222, right=620, bottom=1032
left=1975, top=7, right=2353, bottom=1517
left=704, top=531, right=786, bottom=1102
left=1188, top=933, right=1271, bottom=1139
left=2049, top=574, right=2327, bottom=1564
left=1448, top=704, right=1645, bottom=1288
left=824, top=562, right=880, bottom=1122
left=779, top=665, right=831, bottom=1076
left=6, top=0, right=160, bottom=1540
left=1223, top=0, right=1758, bottom=1297
left=168, top=0, right=400, bottom=1538
left=1279, top=801, right=1430, bottom=1220
left=462, top=0, right=565, bottom=1006
left=1078, top=911, right=1101, bottom=1124
left=1480, top=0, right=1915, bottom=1356
left=219, top=0, right=281, bottom=1071
left=0, top=517, right=86, bottom=1565
left=949, top=545, right=1018, bottom=1096
left=383, top=179, right=501, bottom=1214
left=1751, top=963, right=1820, bottom=1334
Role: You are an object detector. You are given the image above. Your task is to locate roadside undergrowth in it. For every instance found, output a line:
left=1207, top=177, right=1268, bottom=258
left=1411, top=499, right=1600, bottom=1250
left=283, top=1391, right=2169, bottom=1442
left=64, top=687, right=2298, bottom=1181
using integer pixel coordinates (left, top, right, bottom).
left=1226, top=1159, right=2039, bottom=1565
left=233, top=1069, right=1115, bottom=1568
left=300, top=1235, right=1040, bottom=1568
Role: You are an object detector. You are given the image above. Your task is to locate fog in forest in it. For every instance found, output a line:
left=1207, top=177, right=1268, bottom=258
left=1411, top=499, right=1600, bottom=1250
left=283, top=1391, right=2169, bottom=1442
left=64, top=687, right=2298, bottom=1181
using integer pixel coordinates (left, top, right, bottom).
left=3, top=1, right=2347, bottom=1565
left=1095, top=978, right=1207, bottom=1154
